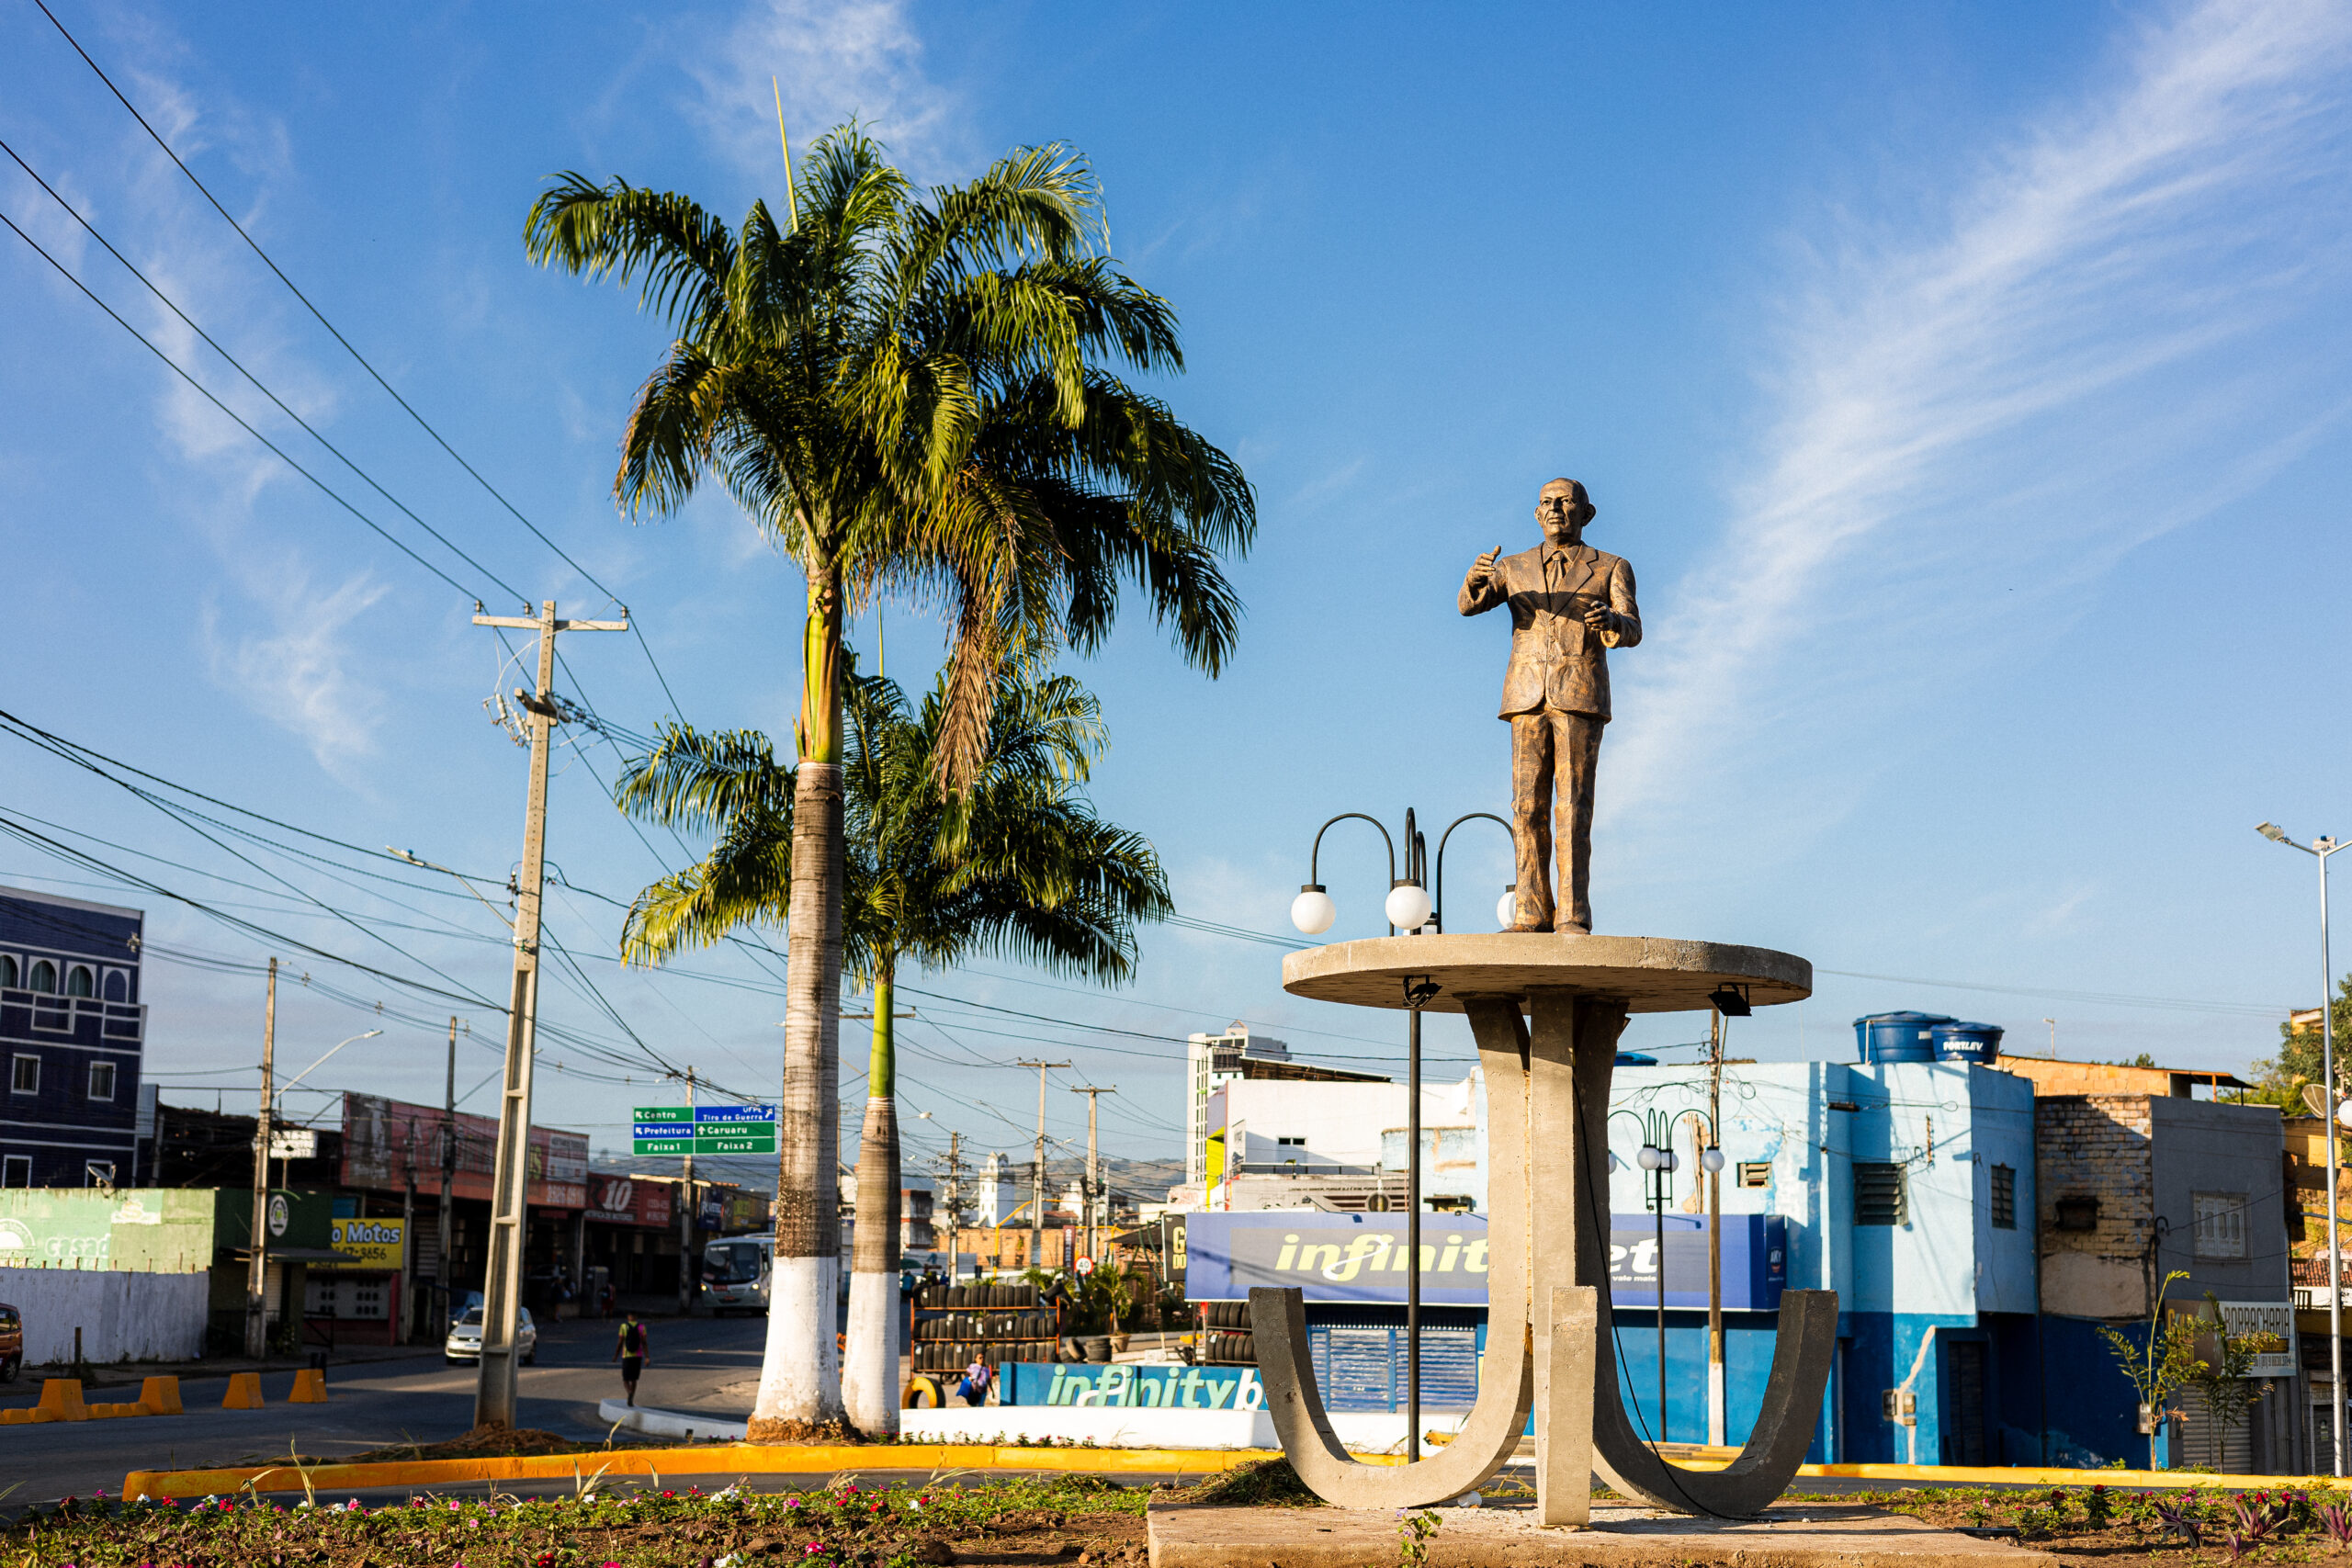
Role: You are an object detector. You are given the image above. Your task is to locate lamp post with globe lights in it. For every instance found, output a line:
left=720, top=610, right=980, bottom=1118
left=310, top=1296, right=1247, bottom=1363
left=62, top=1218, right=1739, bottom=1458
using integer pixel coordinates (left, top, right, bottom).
left=2258, top=820, right=2348, bottom=1474
left=1290, top=807, right=1511, bottom=1459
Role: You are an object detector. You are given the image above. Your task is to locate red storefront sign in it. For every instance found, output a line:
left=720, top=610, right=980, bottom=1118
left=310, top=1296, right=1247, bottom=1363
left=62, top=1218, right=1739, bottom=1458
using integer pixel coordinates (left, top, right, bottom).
left=583, top=1174, right=672, bottom=1228
left=339, top=1091, right=590, bottom=1210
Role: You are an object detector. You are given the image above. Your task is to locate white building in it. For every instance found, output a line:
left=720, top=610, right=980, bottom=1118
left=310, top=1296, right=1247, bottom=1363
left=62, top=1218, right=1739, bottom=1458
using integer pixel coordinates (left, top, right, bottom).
left=977, top=1152, right=1012, bottom=1226
left=1183, top=1021, right=1391, bottom=1185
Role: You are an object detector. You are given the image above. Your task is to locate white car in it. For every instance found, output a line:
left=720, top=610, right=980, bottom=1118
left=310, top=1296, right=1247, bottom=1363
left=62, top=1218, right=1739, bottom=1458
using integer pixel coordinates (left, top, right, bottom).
left=445, top=1305, right=537, bottom=1366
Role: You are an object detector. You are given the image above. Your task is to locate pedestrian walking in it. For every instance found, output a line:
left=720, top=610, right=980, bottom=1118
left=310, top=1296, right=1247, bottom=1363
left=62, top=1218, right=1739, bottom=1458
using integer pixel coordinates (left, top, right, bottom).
left=612, top=1311, right=650, bottom=1406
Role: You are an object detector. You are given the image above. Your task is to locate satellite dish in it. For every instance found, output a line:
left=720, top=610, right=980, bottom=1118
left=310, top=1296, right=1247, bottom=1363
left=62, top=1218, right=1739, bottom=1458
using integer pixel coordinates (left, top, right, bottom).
left=2305, top=1084, right=2329, bottom=1119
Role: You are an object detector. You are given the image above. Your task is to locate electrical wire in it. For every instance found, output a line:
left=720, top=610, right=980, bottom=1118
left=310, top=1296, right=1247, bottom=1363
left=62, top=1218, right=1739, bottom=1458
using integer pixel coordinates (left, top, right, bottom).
left=0, top=207, right=483, bottom=598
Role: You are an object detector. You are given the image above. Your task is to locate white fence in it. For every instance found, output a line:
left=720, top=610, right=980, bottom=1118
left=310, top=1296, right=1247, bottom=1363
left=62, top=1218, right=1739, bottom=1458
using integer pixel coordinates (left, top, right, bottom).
left=0, top=1266, right=209, bottom=1365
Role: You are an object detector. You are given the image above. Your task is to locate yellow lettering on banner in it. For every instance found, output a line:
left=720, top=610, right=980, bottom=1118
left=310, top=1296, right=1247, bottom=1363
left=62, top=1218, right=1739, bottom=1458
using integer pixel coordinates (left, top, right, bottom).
left=1296, top=1244, right=1340, bottom=1275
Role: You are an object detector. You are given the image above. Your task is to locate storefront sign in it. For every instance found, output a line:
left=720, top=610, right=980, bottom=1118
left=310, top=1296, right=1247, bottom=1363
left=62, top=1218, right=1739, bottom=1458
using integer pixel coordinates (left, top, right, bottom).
left=585, top=1175, right=673, bottom=1228
left=1005, top=1360, right=1263, bottom=1409
left=0, top=1190, right=213, bottom=1271
left=340, top=1092, right=589, bottom=1209
left=1183, top=1212, right=1786, bottom=1310
left=330, top=1217, right=405, bottom=1269
left=2217, top=1302, right=2296, bottom=1377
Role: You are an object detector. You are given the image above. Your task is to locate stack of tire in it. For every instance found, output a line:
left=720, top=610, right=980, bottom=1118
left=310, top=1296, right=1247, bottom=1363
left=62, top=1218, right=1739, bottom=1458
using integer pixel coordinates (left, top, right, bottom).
left=1197, top=1299, right=1255, bottom=1365
left=909, top=1280, right=1057, bottom=1371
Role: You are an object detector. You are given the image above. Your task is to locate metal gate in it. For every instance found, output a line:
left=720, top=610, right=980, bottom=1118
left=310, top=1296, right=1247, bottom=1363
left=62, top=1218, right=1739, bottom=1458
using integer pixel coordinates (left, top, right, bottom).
left=1943, top=1340, right=1988, bottom=1466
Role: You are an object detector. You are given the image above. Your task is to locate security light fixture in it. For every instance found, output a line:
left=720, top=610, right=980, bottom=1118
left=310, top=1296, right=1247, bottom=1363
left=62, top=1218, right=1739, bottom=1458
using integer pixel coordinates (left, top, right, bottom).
left=1708, top=984, right=1752, bottom=1018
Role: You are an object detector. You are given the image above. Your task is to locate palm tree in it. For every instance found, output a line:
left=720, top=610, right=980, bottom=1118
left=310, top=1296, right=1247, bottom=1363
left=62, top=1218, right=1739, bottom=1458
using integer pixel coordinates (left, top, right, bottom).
left=526, top=128, right=1251, bottom=1431
left=615, top=656, right=1171, bottom=1432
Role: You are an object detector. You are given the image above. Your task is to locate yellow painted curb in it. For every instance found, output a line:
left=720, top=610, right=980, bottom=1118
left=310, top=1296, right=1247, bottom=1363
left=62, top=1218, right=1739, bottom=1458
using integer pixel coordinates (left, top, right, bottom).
left=117, top=1442, right=2332, bottom=1505
left=123, top=1442, right=1283, bottom=1500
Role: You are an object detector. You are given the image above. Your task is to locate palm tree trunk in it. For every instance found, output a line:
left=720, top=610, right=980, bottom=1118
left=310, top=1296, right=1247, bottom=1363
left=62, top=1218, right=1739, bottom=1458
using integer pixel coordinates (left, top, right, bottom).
left=843, top=963, right=902, bottom=1434
left=749, top=569, right=845, bottom=1436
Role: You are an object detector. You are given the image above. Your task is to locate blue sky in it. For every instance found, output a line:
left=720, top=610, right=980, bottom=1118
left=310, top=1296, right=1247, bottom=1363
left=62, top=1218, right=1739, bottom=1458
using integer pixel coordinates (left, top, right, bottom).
left=5, top=0, right=2350, bottom=1184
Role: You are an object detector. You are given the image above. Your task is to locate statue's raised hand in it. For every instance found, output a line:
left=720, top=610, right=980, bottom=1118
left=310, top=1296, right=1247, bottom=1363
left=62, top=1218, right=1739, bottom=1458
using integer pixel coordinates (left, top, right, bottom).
left=1466, top=546, right=1502, bottom=594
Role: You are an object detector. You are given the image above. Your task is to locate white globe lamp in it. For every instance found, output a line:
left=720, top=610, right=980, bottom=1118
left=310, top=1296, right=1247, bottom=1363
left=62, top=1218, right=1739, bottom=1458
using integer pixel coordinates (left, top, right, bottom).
left=1290, top=885, right=1337, bottom=936
left=1385, top=879, right=1433, bottom=931
left=1636, top=1145, right=1662, bottom=1171
left=1700, top=1147, right=1725, bottom=1173
left=1495, top=885, right=1516, bottom=931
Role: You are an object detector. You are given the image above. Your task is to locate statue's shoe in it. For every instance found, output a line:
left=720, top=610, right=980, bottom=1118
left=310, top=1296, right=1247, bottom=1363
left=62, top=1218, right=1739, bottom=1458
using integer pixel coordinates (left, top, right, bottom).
left=1505, top=918, right=1550, bottom=933
left=1553, top=920, right=1590, bottom=935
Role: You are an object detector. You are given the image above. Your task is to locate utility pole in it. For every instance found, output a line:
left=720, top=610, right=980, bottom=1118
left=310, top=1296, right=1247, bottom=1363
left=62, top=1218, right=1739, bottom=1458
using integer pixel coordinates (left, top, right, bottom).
left=1706, top=1010, right=1726, bottom=1446
left=470, top=599, right=627, bottom=1429
left=678, top=1067, right=698, bottom=1314
left=1018, top=1061, right=1069, bottom=1271
left=438, top=1018, right=458, bottom=1337
left=243, top=957, right=278, bottom=1359
left=400, top=1122, right=417, bottom=1344
left=935, top=1132, right=968, bottom=1258
left=1069, top=1087, right=1116, bottom=1262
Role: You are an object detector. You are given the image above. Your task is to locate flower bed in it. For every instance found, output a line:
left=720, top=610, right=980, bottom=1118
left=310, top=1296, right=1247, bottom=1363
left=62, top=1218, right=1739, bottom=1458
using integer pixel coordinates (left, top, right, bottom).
left=1808, top=1482, right=2352, bottom=1566
left=1, top=1472, right=1148, bottom=1567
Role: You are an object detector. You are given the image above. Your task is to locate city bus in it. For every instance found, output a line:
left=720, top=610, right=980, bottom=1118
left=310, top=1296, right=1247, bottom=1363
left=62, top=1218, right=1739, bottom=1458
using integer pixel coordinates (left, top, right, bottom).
left=702, top=1235, right=774, bottom=1315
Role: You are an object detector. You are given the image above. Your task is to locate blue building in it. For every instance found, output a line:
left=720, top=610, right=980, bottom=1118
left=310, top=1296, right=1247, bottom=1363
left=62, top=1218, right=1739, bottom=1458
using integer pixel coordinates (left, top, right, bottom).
left=0, top=886, right=147, bottom=1188
left=1610, top=1055, right=2041, bottom=1463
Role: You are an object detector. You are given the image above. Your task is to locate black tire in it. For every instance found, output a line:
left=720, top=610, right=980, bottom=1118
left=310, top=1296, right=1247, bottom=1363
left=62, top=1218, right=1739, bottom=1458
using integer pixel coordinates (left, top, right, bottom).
left=524, top=1348, right=537, bottom=1366
left=0, top=1356, right=17, bottom=1383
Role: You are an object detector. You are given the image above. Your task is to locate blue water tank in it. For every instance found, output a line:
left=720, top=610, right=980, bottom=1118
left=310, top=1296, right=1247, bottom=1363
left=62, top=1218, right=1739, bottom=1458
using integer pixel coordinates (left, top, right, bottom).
left=1853, top=1010, right=1953, bottom=1064
left=1932, top=1020, right=2004, bottom=1066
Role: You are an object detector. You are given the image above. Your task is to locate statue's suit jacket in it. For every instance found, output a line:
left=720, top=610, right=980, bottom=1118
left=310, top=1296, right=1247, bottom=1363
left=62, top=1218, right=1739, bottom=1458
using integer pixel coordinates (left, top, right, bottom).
left=1457, top=542, right=1642, bottom=721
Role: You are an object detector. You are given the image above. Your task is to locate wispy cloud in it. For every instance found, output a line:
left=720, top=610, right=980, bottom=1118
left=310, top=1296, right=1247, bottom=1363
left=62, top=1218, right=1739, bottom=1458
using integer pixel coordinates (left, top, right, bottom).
left=1607, top=0, right=2352, bottom=832
left=684, top=0, right=960, bottom=182
left=203, top=569, right=391, bottom=772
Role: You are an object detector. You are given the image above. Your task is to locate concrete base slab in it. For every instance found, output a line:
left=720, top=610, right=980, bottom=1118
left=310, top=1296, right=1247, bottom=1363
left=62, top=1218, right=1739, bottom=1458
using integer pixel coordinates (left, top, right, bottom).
left=1147, top=1503, right=2060, bottom=1568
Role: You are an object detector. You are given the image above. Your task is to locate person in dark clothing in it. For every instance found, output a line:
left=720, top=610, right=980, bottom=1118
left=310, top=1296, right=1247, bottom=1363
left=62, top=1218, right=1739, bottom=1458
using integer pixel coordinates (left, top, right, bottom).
left=612, top=1312, right=650, bottom=1405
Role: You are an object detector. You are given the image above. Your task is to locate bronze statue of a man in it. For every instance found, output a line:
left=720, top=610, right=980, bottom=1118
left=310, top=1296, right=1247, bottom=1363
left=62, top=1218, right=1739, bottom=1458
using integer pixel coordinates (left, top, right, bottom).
left=1458, top=478, right=1642, bottom=935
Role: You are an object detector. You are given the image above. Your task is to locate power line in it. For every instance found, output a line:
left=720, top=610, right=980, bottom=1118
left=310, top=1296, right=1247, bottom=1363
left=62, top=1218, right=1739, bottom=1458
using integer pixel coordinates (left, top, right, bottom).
left=0, top=207, right=483, bottom=598
left=0, top=136, right=526, bottom=603
left=28, top=0, right=696, bottom=720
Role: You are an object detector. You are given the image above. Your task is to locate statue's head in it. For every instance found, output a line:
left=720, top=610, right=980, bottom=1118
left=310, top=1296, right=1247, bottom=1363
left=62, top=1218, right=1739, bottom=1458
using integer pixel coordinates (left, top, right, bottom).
left=1535, top=478, right=1596, bottom=545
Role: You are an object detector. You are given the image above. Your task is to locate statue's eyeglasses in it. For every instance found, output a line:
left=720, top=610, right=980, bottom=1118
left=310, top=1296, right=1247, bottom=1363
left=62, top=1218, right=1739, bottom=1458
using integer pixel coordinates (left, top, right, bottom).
left=1539, top=497, right=1577, bottom=512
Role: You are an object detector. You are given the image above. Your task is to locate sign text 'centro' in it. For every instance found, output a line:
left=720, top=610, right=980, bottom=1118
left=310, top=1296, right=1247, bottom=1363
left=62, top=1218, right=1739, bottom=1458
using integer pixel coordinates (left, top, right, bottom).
left=631, top=1104, right=779, bottom=1156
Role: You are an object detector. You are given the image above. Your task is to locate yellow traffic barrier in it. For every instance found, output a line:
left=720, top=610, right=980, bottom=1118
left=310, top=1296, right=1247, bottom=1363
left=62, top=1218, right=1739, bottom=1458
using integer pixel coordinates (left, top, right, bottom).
left=0, top=1408, right=30, bottom=1425
left=141, top=1376, right=183, bottom=1416
left=34, top=1379, right=87, bottom=1423
left=220, top=1371, right=265, bottom=1409
left=288, top=1367, right=328, bottom=1404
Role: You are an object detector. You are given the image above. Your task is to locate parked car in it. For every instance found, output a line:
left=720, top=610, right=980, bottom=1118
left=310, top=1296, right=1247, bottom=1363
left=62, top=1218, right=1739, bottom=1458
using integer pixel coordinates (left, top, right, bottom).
left=0, top=1303, right=19, bottom=1382
left=444, top=1305, right=536, bottom=1366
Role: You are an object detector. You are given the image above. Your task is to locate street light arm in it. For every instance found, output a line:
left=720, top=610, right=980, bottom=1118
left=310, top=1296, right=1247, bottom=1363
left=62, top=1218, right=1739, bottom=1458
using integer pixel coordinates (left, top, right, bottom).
left=390, top=846, right=518, bottom=930
left=277, top=1029, right=383, bottom=1100
left=1432, top=813, right=1511, bottom=933
left=1307, top=813, right=1396, bottom=888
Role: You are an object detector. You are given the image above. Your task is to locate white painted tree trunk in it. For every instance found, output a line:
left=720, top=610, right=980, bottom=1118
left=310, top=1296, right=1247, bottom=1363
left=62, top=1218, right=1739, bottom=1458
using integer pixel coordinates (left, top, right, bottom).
left=748, top=761, right=843, bottom=1434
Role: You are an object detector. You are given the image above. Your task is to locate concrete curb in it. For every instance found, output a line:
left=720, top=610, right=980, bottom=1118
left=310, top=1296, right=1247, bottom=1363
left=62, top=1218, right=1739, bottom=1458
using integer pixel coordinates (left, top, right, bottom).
left=598, top=1400, right=749, bottom=1441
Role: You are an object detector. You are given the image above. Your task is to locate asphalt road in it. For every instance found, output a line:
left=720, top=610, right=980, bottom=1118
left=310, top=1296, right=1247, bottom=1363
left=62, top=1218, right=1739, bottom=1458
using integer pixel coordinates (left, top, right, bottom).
left=0, top=1311, right=770, bottom=1505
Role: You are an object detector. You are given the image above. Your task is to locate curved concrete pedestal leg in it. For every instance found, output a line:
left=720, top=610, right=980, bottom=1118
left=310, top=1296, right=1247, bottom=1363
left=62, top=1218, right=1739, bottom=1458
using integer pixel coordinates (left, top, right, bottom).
left=1250, top=998, right=1535, bottom=1508
left=1558, top=995, right=1838, bottom=1517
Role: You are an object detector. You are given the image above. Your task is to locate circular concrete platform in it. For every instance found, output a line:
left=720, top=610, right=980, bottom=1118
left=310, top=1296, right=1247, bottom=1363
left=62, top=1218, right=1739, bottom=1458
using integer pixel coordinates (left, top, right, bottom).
left=1280, top=932, right=1811, bottom=1014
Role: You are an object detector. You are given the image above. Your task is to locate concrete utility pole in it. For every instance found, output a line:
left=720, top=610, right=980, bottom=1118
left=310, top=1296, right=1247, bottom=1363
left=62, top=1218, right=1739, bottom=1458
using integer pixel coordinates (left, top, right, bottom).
left=243, top=957, right=278, bottom=1359
left=470, top=599, right=627, bottom=1429
left=438, top=1018, right=457, bottom=1336
left=1069, top=1087, right=1116, bottom=1261
left=678, top=1067, right=698, bottom=1314
left=1018, top=1061, right=1069, bottom=1270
